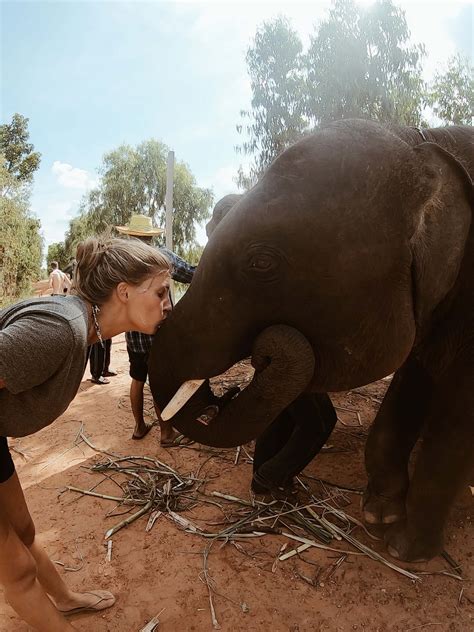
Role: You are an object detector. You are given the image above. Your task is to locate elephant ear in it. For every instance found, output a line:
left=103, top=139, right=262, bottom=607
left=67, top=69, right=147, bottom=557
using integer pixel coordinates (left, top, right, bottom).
left=410, top=142, right=473, bottom=332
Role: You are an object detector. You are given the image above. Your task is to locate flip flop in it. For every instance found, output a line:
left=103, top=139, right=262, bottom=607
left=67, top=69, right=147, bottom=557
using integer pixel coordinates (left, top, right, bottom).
left=161, top=433, right=194, bottom=447
left=59, top=590, right=115, bottom=616
left=132, top=423, right=154, bottom=440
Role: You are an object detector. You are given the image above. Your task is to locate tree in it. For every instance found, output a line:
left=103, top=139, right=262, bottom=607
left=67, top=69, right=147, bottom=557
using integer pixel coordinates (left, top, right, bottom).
left=236, top=0, right=426, bottom=184
left=66, top=139, right=213, bottom=258
left=306, top=0, right=425, bottom=127
left=0, top=113, right=41, bottom=185
left=0, top=114, right=42, bottom=305
left=427, top=54, right=473, bottom=125
left=0, top=157, right=43, bottom=305
left=236, top=16, right=309, bottom=188
left=47, top=242, right=68, bottom=270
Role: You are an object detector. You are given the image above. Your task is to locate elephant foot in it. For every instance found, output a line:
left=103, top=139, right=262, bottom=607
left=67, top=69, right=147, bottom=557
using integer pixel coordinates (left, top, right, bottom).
left=251, top=472, right=297, bottom=501
left=384, top=520, right=443, bottom=562
left=362, top=486, right=406, bottom=525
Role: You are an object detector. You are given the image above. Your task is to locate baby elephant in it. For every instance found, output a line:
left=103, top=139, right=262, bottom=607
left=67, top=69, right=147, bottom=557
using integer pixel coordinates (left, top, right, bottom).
left=150, top=119, right=473, bottom=562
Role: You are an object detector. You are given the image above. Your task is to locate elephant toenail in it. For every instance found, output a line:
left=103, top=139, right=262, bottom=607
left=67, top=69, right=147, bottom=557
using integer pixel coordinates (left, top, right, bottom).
left=364, top=512, right=379, bottom=524
left=382, top=514, right=401, bottom=524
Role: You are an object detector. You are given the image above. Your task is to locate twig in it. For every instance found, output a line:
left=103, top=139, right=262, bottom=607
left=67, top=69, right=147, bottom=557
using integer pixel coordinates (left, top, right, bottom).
left=52, top=539, right=84, bottom=572
left=139, top=608, right=165, bottom=632
left=272, top=543, right=287, bottom=571
left=211, top=491, right=254, bottom=506
left=146, top=510, right=162, bottom=532
left=234, top=446, right=241, bottom=466
left=442, top=550, right=463, bottom=576
left=279, top=543, right=312, bottom=561
left=66, top=486, right=148, bottom=505
left=301, top=474, right=364, bottom=494
left=105, top=500, right=153, bottom=539
left=106, top=540, right=113, bottom=562
left=200, top=542, right=220, bottom=630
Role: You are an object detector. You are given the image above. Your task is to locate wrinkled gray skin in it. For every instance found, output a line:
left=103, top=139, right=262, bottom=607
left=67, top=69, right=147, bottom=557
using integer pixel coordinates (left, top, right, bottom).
left=150, top=119, right=473, bottom=562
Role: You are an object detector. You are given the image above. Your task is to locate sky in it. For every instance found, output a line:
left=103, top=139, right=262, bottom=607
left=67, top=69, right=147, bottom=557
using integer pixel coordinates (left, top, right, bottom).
left=1, top=0, right=473, bottom=254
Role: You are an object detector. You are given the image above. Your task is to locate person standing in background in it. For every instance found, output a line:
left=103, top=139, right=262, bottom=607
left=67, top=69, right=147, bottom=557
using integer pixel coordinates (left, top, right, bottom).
left=89, top=338, right=116, bottom=385
left=115, top=214, right=195, bottom=442
left=48, top=261, right=71, bottom=296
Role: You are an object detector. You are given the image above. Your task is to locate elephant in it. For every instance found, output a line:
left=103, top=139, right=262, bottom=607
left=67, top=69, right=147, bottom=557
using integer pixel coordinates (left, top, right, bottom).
left=149, top=119, right=474, bottom=562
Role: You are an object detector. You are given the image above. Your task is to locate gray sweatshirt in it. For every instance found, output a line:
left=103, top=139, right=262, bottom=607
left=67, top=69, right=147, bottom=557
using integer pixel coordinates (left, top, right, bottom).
left=0, top=295, right=89, bottom=437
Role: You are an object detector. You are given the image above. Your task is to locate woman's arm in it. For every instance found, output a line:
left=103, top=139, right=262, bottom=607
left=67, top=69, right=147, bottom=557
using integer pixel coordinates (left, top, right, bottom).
left=0, top=378, right=5, bottom=389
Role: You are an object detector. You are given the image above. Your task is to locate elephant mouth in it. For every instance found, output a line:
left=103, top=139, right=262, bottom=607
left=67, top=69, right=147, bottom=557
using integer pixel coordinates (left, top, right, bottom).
left=161, top=374, right=244, bottom=422
left=153, top=325, right=316, bottom=448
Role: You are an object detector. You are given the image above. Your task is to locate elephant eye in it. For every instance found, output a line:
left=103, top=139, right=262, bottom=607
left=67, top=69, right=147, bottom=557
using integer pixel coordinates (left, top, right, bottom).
left=244, top=244, right=284, bottom=283
left=250, top=254, right=273, bottom=270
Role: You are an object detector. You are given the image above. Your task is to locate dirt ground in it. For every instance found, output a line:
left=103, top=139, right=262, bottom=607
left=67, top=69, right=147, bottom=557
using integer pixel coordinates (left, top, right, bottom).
left=1, top=334, right=472, bottom=632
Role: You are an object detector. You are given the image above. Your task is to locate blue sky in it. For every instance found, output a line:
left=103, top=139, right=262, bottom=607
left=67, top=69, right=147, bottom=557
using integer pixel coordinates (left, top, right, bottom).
left=1, top=0, right=472, bottom=252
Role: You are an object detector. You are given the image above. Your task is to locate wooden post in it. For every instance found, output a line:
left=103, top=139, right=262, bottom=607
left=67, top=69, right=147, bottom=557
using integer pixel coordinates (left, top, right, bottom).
left=165, top=150, right=175, bottom=299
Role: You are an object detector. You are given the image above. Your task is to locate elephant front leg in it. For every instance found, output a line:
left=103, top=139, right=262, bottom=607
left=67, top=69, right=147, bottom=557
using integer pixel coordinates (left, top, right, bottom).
left=385, top=369, right=474, bottom=562
left=253, top=393, right=337, bottom=493
left=363, top=357, right=433, bottom=526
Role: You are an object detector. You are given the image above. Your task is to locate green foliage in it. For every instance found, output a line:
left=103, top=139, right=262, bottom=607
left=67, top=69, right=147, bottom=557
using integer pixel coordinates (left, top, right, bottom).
left=236, top=16, right=309, bottom=188
left=0, top=114, right=42, bottom=305
left=47, top=242, right=68, bottom=270
left=0, top=156, right=43, bottom=306
left=426, top=54, right=473, bottom=125
left=237, top=0, right=426, bottom=183
left=65, top=139, right=213, bottom=259
left=306, top=0, right=425, bottom=126
left=0, top=113, right=41, bottom=184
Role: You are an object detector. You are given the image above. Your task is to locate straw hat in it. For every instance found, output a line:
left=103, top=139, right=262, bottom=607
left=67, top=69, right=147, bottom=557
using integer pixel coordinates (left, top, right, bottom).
left=115, top=214, right=164, bottom=237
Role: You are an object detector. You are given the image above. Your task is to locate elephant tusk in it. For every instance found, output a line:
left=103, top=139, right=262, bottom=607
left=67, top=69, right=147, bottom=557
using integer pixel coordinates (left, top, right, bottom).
left=160, top=379, right=205, bottom=421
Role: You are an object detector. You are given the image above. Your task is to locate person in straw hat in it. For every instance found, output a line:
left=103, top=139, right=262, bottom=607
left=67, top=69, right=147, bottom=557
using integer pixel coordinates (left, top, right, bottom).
left=116, top=214, right=196, bottom=444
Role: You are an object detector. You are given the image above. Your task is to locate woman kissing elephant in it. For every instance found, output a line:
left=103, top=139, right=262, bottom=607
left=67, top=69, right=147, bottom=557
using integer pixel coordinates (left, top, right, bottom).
left=149, top=119, right=473, bottom=563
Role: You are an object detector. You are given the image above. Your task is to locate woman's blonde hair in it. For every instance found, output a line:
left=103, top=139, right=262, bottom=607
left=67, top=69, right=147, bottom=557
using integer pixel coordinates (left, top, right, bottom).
left=73, top=237, right=171, bottom=305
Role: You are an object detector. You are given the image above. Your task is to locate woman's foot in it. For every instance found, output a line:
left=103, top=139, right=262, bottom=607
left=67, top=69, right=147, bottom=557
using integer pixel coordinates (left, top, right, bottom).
left=55, top=590, right=115, bottom=615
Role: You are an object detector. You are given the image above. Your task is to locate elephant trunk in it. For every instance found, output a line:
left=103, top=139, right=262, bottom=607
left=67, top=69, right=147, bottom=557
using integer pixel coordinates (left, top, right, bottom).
left=170, top=325, right=316, bottom=447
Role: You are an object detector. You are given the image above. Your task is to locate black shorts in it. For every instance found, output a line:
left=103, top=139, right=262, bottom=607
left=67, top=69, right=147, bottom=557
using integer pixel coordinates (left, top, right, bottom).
left=0, top=436, right=15, bottom=483
left=127, top=350, right=149, bottom=383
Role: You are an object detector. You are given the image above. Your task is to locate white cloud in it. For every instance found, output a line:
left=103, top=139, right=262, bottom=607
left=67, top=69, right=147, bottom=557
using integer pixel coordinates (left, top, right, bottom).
left=51, top=161, right=98, bottom=190
left=47, top=200, right=74, bottom=217
left=209, top=165, right=240, bottom=197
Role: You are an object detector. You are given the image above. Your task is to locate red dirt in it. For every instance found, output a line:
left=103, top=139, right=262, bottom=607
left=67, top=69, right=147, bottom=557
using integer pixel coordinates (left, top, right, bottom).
left=1, top=334, right=472, bottom=631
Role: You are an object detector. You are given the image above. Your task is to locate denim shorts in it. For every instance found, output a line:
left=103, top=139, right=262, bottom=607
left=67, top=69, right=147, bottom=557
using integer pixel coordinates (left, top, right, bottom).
left=0, top=436, right=15, bottom=483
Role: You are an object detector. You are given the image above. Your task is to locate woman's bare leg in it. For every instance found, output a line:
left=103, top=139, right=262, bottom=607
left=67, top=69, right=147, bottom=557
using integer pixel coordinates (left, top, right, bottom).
left=0, top=472, right=114, bottom=614
left=0, top=494, right=75, bottom=631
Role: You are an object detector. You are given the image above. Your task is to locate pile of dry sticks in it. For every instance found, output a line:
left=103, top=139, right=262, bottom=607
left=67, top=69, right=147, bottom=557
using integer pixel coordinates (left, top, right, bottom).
left=66, top=450, right=422, bottom=581
left=66, top=436, right=465, bottom=630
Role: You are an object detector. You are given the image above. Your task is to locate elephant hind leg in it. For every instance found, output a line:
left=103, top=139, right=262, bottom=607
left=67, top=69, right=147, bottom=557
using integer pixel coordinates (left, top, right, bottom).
left=385, top=365, right=474, bottom=562
left=363, top=356, right=434, bottom=526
